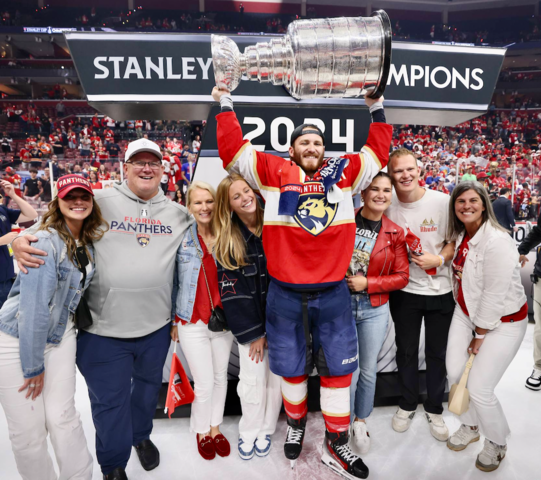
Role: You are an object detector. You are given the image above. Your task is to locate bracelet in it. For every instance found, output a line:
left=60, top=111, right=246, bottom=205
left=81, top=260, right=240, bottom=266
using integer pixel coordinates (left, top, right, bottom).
left=474, top=333, right=485, bottom=339
left=438, top=254, right=445, bottom=267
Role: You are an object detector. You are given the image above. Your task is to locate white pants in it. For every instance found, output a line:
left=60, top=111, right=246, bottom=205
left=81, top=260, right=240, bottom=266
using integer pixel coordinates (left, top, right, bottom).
left=177, top=321, right=234, bottom=434
left=533, top=282, right=541, bottom=370
left=0, top=327, right=93, bottom=480
left=446, top=307, right=527, bottom=445
left=237, top=341, right=282, bottom=444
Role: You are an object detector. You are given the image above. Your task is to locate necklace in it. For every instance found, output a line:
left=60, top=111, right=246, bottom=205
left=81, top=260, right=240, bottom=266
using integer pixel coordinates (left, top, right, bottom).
left=201, top=235, right=214, bottom=253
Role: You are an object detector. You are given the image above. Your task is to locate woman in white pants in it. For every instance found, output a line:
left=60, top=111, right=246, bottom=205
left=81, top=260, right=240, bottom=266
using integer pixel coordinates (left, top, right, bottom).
left=171, top=181, right=234, bottom=460
left=445, top=181, right=528, bottom=473
left=0, top=175, right=108, bottom=479
left=214, top=174, right=282, bottom=460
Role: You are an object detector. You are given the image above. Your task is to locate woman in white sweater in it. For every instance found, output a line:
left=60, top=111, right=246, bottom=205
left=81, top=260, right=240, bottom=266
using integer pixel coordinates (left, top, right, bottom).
left=445, top=181, right=527, bottom=473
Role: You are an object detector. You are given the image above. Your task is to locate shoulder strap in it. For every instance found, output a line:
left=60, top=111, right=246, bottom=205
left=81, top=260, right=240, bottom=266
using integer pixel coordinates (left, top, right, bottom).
left=190, top=227, right=215, bottom=311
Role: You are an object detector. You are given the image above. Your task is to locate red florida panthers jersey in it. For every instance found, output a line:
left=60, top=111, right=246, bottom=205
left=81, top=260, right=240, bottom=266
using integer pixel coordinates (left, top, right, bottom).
left=216, top=111, right=393, bottom=289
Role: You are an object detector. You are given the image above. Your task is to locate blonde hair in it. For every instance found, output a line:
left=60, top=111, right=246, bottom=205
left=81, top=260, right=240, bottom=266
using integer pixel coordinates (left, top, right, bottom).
left=186, top=180, right=216, bottom=208
left=186, top=180, right=217, bottom=238
left=213, top=174, right=263, bottom=270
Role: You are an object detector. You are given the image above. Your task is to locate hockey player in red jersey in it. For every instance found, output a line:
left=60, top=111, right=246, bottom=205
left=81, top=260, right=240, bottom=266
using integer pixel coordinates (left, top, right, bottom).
left=212, top=87, right=392, bottom=480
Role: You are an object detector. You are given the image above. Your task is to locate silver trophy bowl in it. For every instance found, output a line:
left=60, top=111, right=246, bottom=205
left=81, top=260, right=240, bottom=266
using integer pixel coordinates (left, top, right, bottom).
left=211, top=10, right=392, bottom=100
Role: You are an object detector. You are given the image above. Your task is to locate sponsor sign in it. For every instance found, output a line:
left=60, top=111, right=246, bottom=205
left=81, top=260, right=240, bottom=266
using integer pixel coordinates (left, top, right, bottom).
left=65, top=32, right=506, bottom=126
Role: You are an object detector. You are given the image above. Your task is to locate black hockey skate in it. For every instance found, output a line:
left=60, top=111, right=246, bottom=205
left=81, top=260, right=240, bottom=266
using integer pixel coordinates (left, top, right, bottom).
left=321, top=430, right=369, bottom=479
left=284, top=416, right=307, bottom=469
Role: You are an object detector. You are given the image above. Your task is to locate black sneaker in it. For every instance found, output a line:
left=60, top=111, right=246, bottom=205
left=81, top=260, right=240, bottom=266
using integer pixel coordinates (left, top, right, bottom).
left=321, top=430, right=369, bottom=480
left=525, top=369, right=541, bottom=390
left=284, top=416, right=306, bottom=468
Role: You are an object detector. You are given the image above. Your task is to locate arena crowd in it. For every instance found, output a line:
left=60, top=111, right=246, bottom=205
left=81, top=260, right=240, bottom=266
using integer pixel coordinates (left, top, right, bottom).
left=0, top=81, right=540, bottom=480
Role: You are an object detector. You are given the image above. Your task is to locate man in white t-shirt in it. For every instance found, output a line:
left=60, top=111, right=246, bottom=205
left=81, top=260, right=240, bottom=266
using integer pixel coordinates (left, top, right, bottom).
left=386, top=147, right=456, bottom=442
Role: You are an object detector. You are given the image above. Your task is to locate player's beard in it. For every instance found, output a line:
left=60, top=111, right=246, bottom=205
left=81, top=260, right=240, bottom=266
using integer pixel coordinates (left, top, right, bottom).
left=290, top=148, right=325, bottom=177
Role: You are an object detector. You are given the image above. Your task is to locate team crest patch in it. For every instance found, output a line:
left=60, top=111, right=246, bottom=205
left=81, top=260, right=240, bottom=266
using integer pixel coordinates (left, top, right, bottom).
left=137, top=233, right=151, bottom=247
left=293, top=183, right=338, bottom=236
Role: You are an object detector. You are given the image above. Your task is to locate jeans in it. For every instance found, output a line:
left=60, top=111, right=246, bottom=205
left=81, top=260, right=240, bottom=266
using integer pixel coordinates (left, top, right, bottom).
left=349, top=294, right=389, bottom=420
left=0, top=278, right=14, bottom=310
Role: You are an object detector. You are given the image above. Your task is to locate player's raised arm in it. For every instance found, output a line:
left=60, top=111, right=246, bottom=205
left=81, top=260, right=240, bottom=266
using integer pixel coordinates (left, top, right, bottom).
left=213, top=87, right=279, bottom=193
left=351, top=95, right=393, bottom=194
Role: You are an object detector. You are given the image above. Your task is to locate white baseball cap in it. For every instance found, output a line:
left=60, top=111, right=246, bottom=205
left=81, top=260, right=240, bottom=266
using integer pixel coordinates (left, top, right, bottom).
left=124, top=138, right=162, bottom=162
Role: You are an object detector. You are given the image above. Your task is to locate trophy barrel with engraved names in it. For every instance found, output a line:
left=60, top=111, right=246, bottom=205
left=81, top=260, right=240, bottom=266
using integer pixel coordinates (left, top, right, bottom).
left=211, top=10, right=392, bottom=100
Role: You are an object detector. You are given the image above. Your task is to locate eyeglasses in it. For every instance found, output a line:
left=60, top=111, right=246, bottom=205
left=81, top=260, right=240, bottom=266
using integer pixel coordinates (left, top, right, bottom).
left=126, top=160, right=162, bottom=170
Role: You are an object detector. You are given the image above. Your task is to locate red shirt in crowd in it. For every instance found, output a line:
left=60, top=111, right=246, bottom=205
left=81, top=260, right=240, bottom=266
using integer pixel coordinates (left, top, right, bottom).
left=5, top=174, right=22, bottom=197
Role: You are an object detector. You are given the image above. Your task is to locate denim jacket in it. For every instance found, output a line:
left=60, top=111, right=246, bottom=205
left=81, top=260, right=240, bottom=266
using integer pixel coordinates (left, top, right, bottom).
left=0, top=229, right=94, bottom=378
left=216, top=215, right=268, bottom=345
left=172, top=222, right=204, bottom=323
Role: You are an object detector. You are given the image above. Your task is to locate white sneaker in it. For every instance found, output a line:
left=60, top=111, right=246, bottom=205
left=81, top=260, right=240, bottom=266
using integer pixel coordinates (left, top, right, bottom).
left=476, top=439, right=507, bottom=472
left=351, top=421, right=371, bottom=454
left=392, top=408, right=416, bottom=433
left=424, top=412, right=449, bottom=441
left=525, top=368, right=541, bottom=390
left=447, top=424, right=480, bottom=451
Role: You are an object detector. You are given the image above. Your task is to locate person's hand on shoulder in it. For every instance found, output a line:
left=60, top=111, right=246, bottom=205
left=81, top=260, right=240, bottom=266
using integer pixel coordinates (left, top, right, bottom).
left=12, top=234, right=47, bottom=274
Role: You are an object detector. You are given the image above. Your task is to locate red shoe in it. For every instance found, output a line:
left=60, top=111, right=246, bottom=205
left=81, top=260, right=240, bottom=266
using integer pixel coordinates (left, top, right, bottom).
left=213, top=434, right=231, bottom=457
left=197, top=434, right=216, bottom=460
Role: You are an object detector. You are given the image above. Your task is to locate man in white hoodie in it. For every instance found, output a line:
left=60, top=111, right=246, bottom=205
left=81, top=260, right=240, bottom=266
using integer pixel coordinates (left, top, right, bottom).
left=14, top=138, right=192, bottom=480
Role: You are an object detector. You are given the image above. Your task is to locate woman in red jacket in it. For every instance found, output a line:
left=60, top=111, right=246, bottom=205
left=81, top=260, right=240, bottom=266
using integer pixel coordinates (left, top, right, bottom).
left=347, top=171, right=409, bottom=454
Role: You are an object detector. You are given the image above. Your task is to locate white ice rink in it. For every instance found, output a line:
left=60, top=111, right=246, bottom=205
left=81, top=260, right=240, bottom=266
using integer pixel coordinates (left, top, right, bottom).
left=0, top=323, right=538, bottom=480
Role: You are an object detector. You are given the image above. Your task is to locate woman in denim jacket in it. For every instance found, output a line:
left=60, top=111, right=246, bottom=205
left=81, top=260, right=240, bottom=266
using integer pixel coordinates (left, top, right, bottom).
left=171, top=181, right=234, bottom=461
left=0, top=175, right=108, bottom=480
left=214, top=173, right=282, bottom=460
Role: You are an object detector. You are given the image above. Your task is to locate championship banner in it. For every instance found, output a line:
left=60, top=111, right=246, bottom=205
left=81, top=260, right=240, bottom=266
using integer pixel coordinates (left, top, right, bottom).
left=65, top=32, right=506, bottom=127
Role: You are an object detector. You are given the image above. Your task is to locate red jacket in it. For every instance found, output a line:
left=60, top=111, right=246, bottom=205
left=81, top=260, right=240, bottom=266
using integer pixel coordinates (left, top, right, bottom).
left=365, top=214, right=409, bottom=307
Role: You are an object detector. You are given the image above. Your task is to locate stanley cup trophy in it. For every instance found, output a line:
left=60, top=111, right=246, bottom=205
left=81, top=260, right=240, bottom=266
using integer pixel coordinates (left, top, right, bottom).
left=211, top=10, right=392, bottom=100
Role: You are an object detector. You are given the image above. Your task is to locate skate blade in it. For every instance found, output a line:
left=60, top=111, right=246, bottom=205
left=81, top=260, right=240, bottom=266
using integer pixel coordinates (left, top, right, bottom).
left=321, top=450, right=369, bottom=480
left=290, top=459, right=297, bottom=469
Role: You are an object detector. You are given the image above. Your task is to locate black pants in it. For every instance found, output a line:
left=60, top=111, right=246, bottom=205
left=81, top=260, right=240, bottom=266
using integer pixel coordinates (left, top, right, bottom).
left=389, top=290, right=455, bottom=415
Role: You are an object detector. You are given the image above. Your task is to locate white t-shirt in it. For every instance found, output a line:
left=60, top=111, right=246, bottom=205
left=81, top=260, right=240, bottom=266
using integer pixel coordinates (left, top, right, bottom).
left=386, top=188, right=452, bottom=295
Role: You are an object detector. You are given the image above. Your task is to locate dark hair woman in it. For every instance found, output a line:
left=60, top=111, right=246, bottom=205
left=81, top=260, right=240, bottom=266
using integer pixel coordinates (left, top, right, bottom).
left=0, top=174, right=108, bottom=480
left=445, top=181, right=527, bottom=472
left=347, top=171, right=409, bottom=455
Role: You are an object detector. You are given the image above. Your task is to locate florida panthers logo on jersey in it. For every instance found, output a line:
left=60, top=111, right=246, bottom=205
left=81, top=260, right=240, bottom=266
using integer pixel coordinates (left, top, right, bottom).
left=293, top=182, right=337, bottom=236
left=137, top=233, right=150, bottom=247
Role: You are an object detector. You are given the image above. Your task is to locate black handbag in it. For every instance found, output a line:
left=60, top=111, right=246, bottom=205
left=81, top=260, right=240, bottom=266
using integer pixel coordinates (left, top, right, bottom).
left=73, top=246, right=93, bottom=330
left=190, top=228, right=229, bottom=333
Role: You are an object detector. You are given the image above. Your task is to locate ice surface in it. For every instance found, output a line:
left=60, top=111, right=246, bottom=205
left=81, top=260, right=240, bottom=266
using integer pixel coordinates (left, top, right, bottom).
left=0, top=324, right=538, bottom=479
